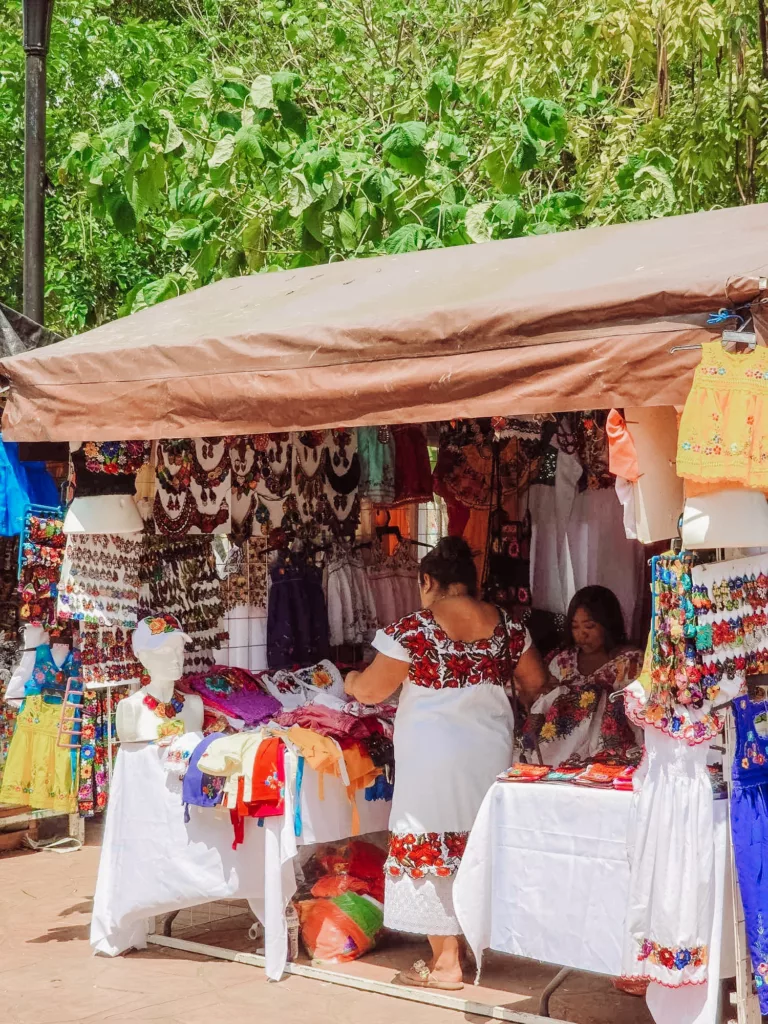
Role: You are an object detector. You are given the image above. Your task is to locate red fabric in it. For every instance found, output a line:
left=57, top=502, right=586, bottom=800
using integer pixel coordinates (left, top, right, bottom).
left=391, top=425, right=433, bottom=506
left=447, top=500, right=471, bottom=537
left=231, top=738, right=286, bottom=849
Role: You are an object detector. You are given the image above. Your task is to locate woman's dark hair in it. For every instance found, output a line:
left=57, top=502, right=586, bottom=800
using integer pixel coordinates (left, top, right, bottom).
left=566, top=585, right=627, bottom=651
left=419, top=536, right=478, bottom=598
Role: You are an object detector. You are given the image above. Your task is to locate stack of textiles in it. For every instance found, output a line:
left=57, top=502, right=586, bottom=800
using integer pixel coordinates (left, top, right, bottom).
left=261, top=660, right=346, bottom=709
left=179, top=666, right=281, bottom=727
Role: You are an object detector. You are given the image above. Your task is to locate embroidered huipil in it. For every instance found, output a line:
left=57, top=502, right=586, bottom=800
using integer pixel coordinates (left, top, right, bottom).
left=372, top=609, right=529, bottom=878
left=676, top=340, right=768, bottom=489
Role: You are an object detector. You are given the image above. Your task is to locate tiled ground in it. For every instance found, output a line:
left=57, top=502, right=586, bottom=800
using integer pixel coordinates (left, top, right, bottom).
left=0, top=822, right=654, bottom=1024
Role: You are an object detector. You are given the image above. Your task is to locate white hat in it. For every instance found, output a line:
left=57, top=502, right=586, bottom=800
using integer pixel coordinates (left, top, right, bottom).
left=132, top=614, right=191, bottom=655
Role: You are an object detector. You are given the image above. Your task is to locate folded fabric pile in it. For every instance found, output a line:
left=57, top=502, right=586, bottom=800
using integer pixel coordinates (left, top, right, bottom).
left=180, top=665, right=282, bottom=727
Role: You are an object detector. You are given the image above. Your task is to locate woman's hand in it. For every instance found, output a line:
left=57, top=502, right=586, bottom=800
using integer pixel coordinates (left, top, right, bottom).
left=344, top=671, right=361, bottom=697
left=342, top=655, right=408, bottom=705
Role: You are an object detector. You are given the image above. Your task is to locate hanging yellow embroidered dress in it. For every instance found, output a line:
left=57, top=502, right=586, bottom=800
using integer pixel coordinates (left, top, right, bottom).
left=0, top=646, right=81, bottom=812
left=677, top=341, right=768, bottom=490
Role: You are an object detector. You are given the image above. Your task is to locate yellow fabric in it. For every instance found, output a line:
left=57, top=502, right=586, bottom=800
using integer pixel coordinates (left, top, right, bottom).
left=677, top=341, right=768, bottom=489
left=0, top=695, right=78, bottom=812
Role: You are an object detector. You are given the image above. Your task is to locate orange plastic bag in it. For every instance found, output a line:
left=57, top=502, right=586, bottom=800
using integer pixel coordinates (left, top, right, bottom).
left=311, top=875, right=370, bottom=899
left=297, top=897, right=377, bottom=962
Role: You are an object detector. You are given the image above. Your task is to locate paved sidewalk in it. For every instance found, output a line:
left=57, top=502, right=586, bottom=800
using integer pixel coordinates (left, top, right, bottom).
left=0, top=832, right=651, bottom=1024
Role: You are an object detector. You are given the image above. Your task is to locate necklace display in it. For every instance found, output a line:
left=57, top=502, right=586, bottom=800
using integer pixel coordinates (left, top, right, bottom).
left=143, top=689, right=186, bottom=742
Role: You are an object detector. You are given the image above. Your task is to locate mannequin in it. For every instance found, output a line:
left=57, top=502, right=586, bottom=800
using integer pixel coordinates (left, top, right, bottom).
left=116, top=619, right=203, bottom=744
left=4, top=625, right=70, bottom=704
left=681, top=489, right=768, bottom=549
left=64, top=442, right=143, bottom=535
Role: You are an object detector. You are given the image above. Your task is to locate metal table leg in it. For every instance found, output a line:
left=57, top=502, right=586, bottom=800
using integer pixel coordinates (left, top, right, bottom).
left=538, top=967, right=571, bottom=1017
left=163, top=910, right=182, bottom=936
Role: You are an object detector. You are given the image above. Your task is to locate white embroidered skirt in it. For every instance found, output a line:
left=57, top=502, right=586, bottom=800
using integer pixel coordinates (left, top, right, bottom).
left=384, top=872, right=460, bottom=936
left=620, top=725, right=714, bottom=986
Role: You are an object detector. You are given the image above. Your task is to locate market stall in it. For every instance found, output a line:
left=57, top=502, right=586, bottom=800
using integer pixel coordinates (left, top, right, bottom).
left=1, top=204, right=768, bottom=1024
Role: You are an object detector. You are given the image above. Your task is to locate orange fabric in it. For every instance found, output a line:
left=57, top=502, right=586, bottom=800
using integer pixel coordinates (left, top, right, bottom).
left=464, top=507, right=490, bottom=583
left=606, top=409, right=640, bottom=481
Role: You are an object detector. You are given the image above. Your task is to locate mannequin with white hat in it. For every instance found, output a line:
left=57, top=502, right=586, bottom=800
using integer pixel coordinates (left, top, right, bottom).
left=115, top=615, right=203, bottom=744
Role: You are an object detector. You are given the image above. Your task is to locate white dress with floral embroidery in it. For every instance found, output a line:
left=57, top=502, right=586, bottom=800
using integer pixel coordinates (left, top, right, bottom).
left=372, top=608, right=530, bottom=935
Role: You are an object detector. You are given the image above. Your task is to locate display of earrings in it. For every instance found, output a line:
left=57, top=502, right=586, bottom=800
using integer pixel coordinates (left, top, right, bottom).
left=57, top=533, right=142, bottom=629
left=139, top=535, right=228, bottom=664
left=692, top=553, right=768, bottom=699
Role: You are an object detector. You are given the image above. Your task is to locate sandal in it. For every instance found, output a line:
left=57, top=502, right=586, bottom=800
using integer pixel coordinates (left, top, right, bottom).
left=395, top=959, right=465, bottom=991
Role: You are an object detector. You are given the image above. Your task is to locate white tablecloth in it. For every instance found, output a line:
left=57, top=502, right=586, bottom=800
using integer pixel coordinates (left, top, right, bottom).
left=90, top=742, right=389, bottom=980
left=454, top=782, right=733, bottom=1024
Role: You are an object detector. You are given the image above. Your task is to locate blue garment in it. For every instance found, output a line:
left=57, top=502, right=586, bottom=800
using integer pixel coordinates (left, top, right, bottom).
left=0, top=438, right=29, bottom=536
left=0, top=437, right=59, bottom=536
left=23, top=645, right=82, bottom=704
left=730, top=694, right=768, bottom=1011
left=183, top=733, right=226, bottom=822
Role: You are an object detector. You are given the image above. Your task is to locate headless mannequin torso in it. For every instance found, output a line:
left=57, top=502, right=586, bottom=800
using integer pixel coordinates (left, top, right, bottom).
left=115, top=633, right=202, bottom=743
left=4, top=626, right=71, bottom=704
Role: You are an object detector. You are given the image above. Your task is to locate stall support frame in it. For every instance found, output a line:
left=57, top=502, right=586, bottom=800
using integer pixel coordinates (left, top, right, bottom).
left=145, top=926, right=556, bottom=1024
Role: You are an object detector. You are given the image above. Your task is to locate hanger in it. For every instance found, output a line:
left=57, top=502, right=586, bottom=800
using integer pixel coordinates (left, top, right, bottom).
left=670, top=305, right=759, bottom=354
left=376, top=509, right=403, bottom=544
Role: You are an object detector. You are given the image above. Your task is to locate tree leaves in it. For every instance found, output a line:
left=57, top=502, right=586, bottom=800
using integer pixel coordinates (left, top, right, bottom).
left=165, top=217, right=204, bottom=250
left=382, top=121, right=428, bottom=175
left=209, top=135, right=236, bottom=168
left=250, top=75, right=275, bottom=109
left=383, top=223, right=442, bottom=253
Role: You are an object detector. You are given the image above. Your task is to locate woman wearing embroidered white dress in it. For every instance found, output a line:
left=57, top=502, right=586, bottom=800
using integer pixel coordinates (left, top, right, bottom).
left=344, top=537, right=547, bottom=990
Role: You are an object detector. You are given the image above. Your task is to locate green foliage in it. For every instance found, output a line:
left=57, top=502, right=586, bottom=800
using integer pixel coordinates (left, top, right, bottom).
left=0, top=0, right=766, bottom=333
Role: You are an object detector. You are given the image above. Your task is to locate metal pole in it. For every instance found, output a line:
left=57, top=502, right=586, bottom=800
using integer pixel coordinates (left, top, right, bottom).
left=22, top=1, right=53, bottom=326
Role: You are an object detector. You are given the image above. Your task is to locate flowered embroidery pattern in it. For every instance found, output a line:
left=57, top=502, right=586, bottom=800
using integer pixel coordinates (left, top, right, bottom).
left=146, top=613, right=184, bottom=636
left=383, top=609, right=525, bottom=690
left=525, top=647, right=642, bottom=752
left=386, top=830, right=469, bottom=878
left=637, top=939, right=707, bottom=973
left=677, top=341, right=768, bottom=488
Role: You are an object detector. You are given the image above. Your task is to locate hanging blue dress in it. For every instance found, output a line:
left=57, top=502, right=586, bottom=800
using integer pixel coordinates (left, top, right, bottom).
left=730, top=693, right=768, bottom=1012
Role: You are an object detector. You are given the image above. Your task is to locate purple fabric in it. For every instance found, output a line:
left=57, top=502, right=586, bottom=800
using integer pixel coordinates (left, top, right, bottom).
left=195, top=686, right=281, bottom=726
left=183, top=733, right=226, bottom=821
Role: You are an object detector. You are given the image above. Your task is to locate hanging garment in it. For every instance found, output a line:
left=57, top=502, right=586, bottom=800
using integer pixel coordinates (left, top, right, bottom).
left=358, top=427, right=396, bottom=506
left=528, top=443, right=582, bottom=616
left=266, top=558, right=330, bottom=669
left=391, top=426, right=433, bottom=507
left=0, top=646, right=82, bottom=812
left=730, top=692, right=768, bottom=1012
left=81, top=441, right=151, bottom=476
left=620, top=712, right=714, bottom=989
left=676, top=340, right=768, bottom=489
left=525, top=647, right=643, bottom=765
left=77, top=686, right=130, bottom=817
left=70, top=445, right=137, bottom=499
left=564, top=485, right=644, bottom=637
left=324, top=548, right=378, bottom=646
left=372, top=608, right=529, bottom=935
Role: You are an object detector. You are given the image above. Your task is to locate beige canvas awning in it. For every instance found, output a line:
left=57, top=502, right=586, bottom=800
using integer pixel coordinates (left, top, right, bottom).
left=1, top=203, right=767, bottom=442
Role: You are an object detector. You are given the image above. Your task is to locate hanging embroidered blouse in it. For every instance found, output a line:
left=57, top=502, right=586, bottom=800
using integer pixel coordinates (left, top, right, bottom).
left=358, top=427, right=396, bottom=506
left=71, top=446, right=136, bottom=498
left=677, top=340, right=768, bottom=489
